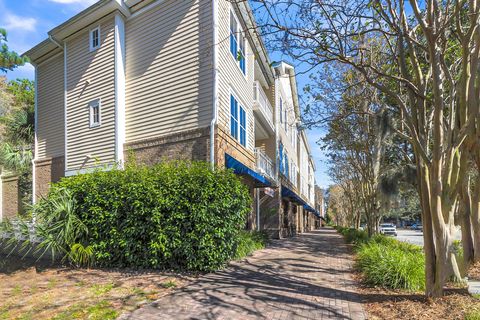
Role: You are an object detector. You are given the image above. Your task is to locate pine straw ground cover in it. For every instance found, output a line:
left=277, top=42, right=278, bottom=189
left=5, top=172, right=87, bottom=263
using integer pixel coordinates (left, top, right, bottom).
left=468, top=262, right=480, bottom=280
left=0, top=255, right=190, bottom=320
left=355, top=273, right=480, bottom=320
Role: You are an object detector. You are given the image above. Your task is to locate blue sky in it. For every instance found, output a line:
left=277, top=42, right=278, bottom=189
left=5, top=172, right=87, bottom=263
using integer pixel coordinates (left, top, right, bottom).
left=0, top=0, right=332, bottom=188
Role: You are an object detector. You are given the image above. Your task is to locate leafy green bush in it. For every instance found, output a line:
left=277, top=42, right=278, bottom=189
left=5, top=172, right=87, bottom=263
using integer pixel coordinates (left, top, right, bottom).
left=36, top=161, right=252, bottom=271
left=356, top=240, right=425, bottom=291
left=234, top=230, right=268, bottom=259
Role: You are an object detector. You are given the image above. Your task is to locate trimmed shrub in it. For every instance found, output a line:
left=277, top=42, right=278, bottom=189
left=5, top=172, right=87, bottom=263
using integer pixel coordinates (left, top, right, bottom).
left=234, top=230, right=268, bottom=259
left=36, top=161, right=252, bottom=271
left=355, top=240, right=425, bottom=291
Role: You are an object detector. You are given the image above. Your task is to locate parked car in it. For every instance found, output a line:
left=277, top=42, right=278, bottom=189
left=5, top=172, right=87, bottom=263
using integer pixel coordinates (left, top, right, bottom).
left=411, top=223, right=423, bottom=231
left=379, top=223, right=397, bottom=236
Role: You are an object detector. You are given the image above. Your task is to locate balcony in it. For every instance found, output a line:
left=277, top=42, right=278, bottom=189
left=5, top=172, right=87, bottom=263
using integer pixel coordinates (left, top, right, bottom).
left=255, top=148, right=275, bottom=181
left=253, top=81, right=274, bottom=133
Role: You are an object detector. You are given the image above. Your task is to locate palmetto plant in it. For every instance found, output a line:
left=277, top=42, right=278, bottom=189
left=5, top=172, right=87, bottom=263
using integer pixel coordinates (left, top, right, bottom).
left=33, top=188, right=90, bottom=264
left=0, top=142, right=32, bottom=173
left=1, top=188, right=94, bottom=267
left=0, top=108, right=34, bottom=145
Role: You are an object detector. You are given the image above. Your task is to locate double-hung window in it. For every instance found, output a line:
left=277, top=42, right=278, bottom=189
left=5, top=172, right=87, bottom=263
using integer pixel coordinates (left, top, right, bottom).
left=89, top=99, right=101, bottom=128
left=230, top=10, right=246, bottom=74
left=230, top=94, right=247, bottom=147
left=90, top=27, right=100, bottom=51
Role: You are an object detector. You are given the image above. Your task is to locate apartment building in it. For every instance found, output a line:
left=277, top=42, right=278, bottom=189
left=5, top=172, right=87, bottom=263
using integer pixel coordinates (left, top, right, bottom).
left=24, top=0, right=319, bottom=238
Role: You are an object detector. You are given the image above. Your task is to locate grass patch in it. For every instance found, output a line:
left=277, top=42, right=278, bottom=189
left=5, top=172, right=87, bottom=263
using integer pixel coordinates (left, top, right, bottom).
left=234, top=230, right=268, bottom=259
left=162, top=280, right=177, bottom=289
left=12, top=285, right=22, bottom=296
left=47, top=279, right=57, bottom=289
left=91, top=283, right=115, bottom=296
left=52, top=301, right=118, bottom=320
left=466, top=310, right=480, bottom=320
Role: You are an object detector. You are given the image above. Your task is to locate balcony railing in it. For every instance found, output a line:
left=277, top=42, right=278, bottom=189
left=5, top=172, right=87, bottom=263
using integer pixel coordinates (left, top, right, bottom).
left=255, top=148, right=275, bottom=181
left=253, top=81, right=274, bottom=129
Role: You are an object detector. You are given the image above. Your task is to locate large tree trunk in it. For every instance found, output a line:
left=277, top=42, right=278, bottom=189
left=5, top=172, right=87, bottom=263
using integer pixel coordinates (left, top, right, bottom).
left=417, top=163, right=438, bottom=296
left=472, top=179, right=480, bottom=262
left=459, top=181, right=475, bottom=268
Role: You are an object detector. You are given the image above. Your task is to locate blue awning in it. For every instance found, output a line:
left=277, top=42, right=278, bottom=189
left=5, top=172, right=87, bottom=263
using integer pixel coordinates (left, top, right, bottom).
left=282, top=185, right=320, bottom=218
left=225, top=154, right=271, bottom=187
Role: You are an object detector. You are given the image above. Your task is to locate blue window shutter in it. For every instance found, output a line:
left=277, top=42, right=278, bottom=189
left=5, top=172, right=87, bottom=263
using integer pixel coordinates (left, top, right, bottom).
left=279, top=143, right=284, bottom=174
left=230, top=11, right=238, bottom=59
left=285, top=155, right=289, bottom=177
left=240, top=55, right=246, bottom=74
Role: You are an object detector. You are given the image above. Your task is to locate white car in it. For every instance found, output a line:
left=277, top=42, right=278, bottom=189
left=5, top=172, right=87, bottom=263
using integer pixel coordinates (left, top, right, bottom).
left=380, top=223, right=397, bottom=236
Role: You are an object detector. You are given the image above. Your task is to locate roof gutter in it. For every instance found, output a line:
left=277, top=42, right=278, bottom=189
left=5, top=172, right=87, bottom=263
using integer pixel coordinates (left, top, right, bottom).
left=48, top=35, right=63, bottom=49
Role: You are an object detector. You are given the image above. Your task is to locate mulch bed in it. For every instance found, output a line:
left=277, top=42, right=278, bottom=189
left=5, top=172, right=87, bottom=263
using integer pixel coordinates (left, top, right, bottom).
left=355, top=272, right=480, bottom=320
left=468, top=262, right=480, bottom=280
left=0, top=255, right=191, bottom=319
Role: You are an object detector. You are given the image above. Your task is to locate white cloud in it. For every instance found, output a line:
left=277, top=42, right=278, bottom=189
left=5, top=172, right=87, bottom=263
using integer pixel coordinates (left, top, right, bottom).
left=3, top=13, right=37, bottom=31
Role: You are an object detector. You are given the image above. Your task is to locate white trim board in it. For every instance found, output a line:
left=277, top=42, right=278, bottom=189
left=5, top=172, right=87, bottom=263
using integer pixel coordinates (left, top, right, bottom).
left=114, top=13, right=126, bottom=166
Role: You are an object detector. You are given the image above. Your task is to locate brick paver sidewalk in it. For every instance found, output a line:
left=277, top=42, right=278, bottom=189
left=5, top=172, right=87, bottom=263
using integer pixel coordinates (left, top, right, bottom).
left=121, top=228, right=366, bottom=320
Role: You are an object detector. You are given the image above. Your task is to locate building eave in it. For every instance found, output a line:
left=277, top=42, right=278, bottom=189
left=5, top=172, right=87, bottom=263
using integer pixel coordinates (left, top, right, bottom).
left=24, top=0, right=131, bottom=63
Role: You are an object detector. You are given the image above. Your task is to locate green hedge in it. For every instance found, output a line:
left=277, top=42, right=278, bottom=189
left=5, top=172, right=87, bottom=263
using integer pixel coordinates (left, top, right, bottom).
left=37, top=161, right=252, bottom=271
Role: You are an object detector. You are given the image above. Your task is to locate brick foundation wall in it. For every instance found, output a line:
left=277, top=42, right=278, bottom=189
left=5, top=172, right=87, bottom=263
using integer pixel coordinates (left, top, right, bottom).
left=2, top=174, right=20, bottom=219
left=215, top=125, right=255, bottom=169
left=124, top=127, right=211, bottom=166
left=34, top=156, right=65, bottom=200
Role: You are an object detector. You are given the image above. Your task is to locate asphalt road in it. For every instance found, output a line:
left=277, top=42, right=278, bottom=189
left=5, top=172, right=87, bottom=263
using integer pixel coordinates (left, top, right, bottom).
left=396, top=228, right=462, bottom=247
left=396, top=229, right=425, bottom=246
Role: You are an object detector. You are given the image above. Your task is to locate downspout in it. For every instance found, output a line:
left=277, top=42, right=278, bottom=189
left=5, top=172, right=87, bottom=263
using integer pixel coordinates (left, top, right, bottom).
left=48, top=35, right=63, bottom=49
left=32, top=64, right=38, bottom=205
left=210, top=0, right=219, bottom=168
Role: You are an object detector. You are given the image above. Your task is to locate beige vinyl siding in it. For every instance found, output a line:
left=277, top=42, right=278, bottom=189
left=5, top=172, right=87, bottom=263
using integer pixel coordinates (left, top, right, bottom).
left=277, top=81, right=297, bottom=160
left=37, top=54, right=65, bottom=159
left=217, top=0, right=255, bottom=152
left=65, top=16, right=116, bottom=171
left=125, top=0, right=214, bottom=143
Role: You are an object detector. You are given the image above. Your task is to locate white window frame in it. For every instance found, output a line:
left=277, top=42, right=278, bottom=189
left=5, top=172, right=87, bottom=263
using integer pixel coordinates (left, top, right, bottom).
left=89, top=26, right=101, bottom=52
left=89, top=99, right=101, bottom=128
left=229, top=8, right=247, bottom=77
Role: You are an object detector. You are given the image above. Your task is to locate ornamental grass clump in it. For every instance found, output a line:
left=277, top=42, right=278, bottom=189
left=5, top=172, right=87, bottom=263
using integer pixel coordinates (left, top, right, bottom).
left=355, top=238, right=425, bottom=291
